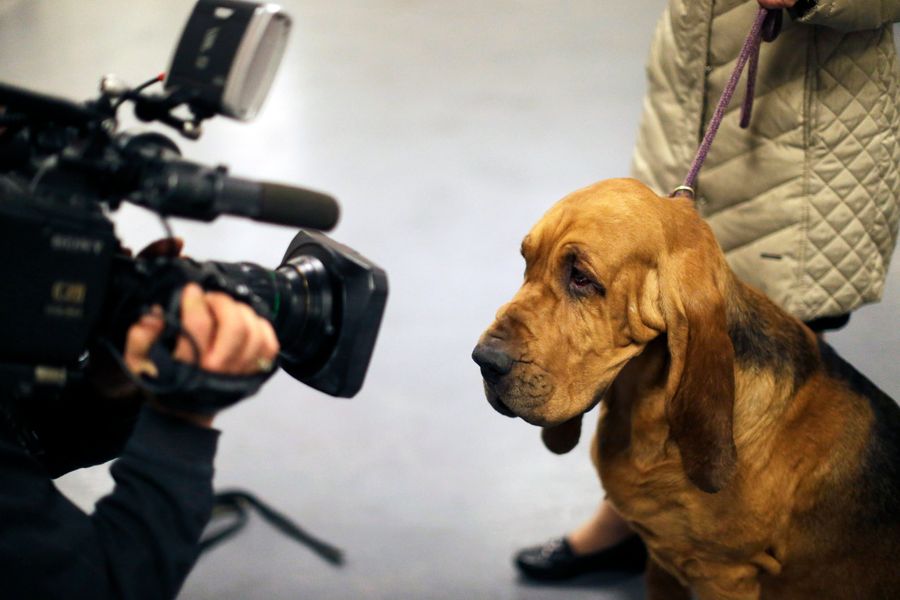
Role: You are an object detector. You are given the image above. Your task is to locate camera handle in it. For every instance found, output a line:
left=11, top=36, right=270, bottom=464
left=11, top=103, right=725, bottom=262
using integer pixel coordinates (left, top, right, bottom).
left=145, top=342, right=273, bottom=414
left=103, top=257, right=279, bottom=413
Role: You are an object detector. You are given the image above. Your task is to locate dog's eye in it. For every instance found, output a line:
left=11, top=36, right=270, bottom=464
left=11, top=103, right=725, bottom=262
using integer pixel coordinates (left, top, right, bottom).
left=571, top=268, right=592, bottom=289
left=568, top=264, right=605, bottom=297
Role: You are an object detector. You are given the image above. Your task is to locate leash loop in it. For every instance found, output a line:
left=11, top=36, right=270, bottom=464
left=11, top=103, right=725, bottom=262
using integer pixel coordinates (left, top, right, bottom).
left=671, top=7, right=781, bottom=199
left=671, top=185, right=695, bottom=199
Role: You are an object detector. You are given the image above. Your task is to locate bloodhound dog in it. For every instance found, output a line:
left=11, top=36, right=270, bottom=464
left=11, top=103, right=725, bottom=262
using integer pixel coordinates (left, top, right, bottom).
left=473, top=179, right=900, bottom=599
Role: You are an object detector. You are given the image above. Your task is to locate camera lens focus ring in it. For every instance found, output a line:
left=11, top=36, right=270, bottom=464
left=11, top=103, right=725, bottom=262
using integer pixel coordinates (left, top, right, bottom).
left=275, top=255, right=337, bottom=370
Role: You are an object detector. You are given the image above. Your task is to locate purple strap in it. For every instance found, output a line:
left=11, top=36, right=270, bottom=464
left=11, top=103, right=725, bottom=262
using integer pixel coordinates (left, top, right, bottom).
left=673, top=7, right=782, bottom=199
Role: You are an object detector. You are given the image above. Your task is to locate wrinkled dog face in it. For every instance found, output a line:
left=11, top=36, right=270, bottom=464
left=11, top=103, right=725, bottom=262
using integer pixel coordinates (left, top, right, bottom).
left=473, top=179, right=668, bottom=427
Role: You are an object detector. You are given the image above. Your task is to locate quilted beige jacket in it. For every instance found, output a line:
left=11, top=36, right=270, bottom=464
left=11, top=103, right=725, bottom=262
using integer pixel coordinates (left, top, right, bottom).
left=631, top=0, right=900, bottom=321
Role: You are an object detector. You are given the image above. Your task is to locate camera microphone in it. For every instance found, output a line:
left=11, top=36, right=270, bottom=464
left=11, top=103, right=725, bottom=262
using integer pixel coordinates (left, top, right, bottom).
left=216, top=176, right=340, bottom=230
left=256, top=181, right=340, bottom=231
left=132, top=151, right=340, bottom=231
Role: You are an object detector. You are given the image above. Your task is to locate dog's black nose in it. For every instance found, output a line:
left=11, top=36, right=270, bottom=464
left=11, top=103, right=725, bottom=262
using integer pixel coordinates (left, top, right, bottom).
left=472, top=342, right=514, bottom=383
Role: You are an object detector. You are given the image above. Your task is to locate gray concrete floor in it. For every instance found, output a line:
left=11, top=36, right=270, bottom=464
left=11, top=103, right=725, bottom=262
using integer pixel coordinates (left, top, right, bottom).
left=1, top=1, right=897, bottom=599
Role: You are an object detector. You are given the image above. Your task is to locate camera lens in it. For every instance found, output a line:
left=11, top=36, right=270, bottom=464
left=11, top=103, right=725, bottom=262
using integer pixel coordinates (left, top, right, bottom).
left=271, top=256, right=338, bottom=372
left=200, top=229, right=386, bottom=398
left=206, top=256, right=339, bottom=376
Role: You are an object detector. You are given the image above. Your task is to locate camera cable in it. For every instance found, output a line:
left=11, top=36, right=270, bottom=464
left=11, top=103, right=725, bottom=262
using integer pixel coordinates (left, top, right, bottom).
left=200, top=490, right=344, bottom=566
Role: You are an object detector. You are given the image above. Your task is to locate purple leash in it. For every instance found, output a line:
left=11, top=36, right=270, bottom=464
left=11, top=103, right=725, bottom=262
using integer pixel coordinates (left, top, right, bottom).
left=672, top=7, right=782, bottom=199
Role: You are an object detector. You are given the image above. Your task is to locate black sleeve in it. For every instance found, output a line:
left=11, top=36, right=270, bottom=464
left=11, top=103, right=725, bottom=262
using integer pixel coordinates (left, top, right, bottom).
left=0, top=406, right=219, bottom=600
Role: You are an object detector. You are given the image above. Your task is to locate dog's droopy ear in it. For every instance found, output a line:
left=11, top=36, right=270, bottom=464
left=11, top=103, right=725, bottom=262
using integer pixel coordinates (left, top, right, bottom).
left=541, top=415, right=583, bottom=454
left=661, top=259, right=737, bottom=494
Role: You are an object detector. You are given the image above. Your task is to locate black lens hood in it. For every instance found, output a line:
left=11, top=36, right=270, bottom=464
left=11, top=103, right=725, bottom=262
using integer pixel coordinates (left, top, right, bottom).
left=277, top=230, right=387, bottom=398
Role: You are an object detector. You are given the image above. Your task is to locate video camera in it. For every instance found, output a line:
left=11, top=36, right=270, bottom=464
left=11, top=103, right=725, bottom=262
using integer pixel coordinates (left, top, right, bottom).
left=0, top=0, right=388, bottom=402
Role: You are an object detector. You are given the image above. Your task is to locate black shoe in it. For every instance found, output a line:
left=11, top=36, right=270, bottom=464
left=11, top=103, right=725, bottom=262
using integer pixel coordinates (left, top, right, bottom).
left=513, top=534, right=647, bottom=581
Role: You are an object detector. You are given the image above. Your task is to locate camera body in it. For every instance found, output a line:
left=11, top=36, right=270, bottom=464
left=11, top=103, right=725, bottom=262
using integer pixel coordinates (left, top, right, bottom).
left=0, top=0, right=387, bottom=400
left=0, top=180, right=117, bottom=367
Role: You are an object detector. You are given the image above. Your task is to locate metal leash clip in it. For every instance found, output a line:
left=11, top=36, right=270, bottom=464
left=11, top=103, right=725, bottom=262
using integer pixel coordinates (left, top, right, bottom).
left=670, top=185, right=695, bottom=199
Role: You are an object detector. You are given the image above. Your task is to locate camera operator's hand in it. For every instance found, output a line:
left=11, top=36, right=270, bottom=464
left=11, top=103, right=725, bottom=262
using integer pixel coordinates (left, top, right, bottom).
left=124, top=282, right=280, bottom=428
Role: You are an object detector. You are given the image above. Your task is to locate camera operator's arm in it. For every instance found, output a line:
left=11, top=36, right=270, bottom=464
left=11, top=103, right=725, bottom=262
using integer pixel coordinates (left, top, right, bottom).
left=0, top=284, right=278, bottom=600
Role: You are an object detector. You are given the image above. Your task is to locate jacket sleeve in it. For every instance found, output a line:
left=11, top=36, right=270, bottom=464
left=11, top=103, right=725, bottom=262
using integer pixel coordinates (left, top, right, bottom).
left=791, top=0, right=900, bottom=32
left=0, top=406, right=219, bottom=600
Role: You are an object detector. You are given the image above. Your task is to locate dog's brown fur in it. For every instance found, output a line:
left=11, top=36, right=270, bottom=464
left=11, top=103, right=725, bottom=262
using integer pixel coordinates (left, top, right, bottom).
left=475, top=179, right=900, bottom=599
